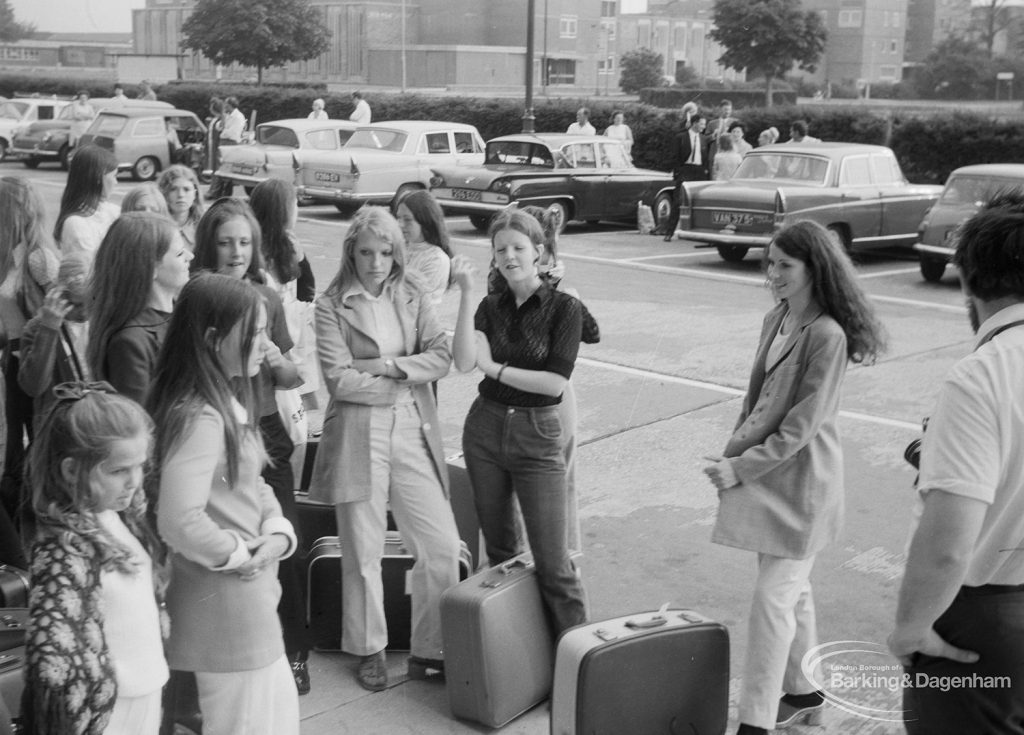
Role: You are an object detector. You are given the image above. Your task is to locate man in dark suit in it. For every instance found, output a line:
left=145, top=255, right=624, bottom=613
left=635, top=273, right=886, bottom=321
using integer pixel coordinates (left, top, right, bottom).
left=662, top=114, right=709, bottom=241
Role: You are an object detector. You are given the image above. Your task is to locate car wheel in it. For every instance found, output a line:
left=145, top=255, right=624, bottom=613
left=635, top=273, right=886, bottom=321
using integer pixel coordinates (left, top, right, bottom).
left=392, top=183, right=421, bottom=208
left=653, top=191, right=673, bottom=230
left=469, top=214, right=493, bottom=232
left=920, top=258, right=947, bottom=283
left=546, top=201, right=569, bottom=235
left=334, top=203, right=360, bottom=217
left=22, top=157, right=39, bottom=169
left=58, top=145, right=71, bottom=170
left=826, top=225, right=851, bottom=252
left=717, top=245, right=749, bottom=263
left=0, top=139, right=8, bottom=162
left=132, top=156, right=159, bottom=181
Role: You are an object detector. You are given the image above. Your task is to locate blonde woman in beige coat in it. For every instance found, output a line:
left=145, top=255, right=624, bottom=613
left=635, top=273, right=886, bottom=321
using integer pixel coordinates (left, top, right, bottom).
left=308, top=206, right=460, bottom=691
left=704, top=221, right=885, bottom=735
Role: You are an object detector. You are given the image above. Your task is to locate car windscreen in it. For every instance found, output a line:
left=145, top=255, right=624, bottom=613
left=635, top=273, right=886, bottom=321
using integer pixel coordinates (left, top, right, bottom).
left=346, top=129, right=407, bottom=152
left=0, top=101, right=28, bottom=120
left=484, top=141, right=559, bottom=168
left=86, top=115, right=128, bottom=138
left=734, top=153, right=829, bottom=185
left=939, top=175, right=1023, bottom=207
left=258, top=126, right=301, bottom=148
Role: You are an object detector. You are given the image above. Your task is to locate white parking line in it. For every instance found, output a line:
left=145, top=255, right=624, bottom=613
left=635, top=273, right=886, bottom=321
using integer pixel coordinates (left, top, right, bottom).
left=576, top=356, right=923, bottom=431
left=857, top=267, right=920, bottom=279
left=626, top=252, right=718, bottom=262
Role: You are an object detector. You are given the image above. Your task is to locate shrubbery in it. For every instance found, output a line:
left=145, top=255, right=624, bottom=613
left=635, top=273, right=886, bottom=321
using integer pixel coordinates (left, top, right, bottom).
left=4, top=73, right=1022, bottom=185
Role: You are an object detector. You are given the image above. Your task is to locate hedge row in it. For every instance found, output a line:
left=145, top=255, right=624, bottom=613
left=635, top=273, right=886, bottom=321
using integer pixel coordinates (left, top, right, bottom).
left=4, top=74, right=1023, bottom=185
left=639, top=87, right=798, bottom=109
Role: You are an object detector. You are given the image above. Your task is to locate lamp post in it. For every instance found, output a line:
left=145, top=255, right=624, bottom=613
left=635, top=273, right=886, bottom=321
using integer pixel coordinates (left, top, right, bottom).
left=400, top=0, right=407, bottom=92
left=523, top=0, right=536, bottom=133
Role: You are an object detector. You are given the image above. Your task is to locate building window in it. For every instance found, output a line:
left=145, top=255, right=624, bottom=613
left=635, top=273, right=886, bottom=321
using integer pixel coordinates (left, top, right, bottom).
left=879, top=65, right=897, bottom=79
left=598, top=57, right=615, bottom=74
left=890, top=39, right=898, bottom=53
left=674, top=24, right=687, bottom=53
left=892, top=11, right=900, bottom=27
left=838, top=9, right=862, bottom=27
left=547, top=58, right=576, bottom=85
left=601, top=1, right=616, bottom=18
left=602, top=19, right=616, bottom=42
left=559, top=15, right=578, bottom=38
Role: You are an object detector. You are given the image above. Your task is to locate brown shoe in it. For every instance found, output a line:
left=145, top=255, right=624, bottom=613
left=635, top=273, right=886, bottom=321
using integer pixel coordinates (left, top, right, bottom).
left=357, top=651, right=387, bottom=691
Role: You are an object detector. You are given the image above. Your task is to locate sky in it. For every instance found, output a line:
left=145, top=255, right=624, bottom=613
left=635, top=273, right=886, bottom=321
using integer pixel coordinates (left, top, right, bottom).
left=10, top=0, right=649, bottom=35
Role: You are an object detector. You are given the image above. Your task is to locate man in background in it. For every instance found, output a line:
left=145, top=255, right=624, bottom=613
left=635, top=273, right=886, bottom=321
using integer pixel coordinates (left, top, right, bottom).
left=567, top=107, right=596, bottom=135
left=660, top=113, right=709, bottom=241
left=349, top=91, right=371, bottom=125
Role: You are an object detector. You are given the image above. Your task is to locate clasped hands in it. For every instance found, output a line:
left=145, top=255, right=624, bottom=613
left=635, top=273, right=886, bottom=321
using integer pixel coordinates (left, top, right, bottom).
left=234, top=534, right=289, bottom=582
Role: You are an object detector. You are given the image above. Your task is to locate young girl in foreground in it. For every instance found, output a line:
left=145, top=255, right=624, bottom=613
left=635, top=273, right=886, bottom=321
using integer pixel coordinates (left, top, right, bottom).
left=25, top=383, right=169, bottom=734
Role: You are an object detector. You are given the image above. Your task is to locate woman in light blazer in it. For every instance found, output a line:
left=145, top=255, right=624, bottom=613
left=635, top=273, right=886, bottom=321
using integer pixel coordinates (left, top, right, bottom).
left=308, top=206, right=460, bottom=691
left=705, top=221, right=885, bottom=735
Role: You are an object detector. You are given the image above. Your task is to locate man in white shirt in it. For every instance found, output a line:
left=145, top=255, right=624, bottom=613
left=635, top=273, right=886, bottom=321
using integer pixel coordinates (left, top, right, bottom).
left=889, top=190, right=1024, bottom=733
left=350, top=92, right=371, bottom=125
left=785, top=120, right=820, bottom=144
left=206, top=97, right=247, bottom=199
left=566, top=107, right=596, bottom=135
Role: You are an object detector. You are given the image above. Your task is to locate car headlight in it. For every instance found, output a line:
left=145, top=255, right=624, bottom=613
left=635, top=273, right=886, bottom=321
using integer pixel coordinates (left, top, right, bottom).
left=429, top=173, right=445, bottom=188
left=490, top=179, right=512, bottom=195
left=42, top=132, right=53, bottom=143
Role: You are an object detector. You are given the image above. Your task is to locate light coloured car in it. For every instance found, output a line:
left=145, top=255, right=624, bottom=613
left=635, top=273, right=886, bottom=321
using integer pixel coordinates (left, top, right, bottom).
left=216, top=118, right=359, bottom=193
left=913, top=163, right=1024, bottom=282
left=293, top=120, right=486, bottom=213
left=77, top=107, right=207, bottom=181
left=0, top=97, right=71, bottom=162
left=675, top=142, right=943, bottom=262
left=11, top=98, right=171, bottom=170
left=430, top=133, right=675, bottom=233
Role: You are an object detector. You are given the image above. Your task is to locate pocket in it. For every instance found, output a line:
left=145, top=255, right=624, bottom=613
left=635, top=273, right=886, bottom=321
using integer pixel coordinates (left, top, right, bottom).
left=530, top=411, right=563, bottom=441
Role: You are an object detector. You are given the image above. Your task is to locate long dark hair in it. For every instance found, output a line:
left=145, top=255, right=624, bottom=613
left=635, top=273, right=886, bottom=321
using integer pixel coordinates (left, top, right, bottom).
left=147, top=273, right=261, bottom=489
left=88, top=212, right=178, bottom=380
left=0, top=177, right=59, bottom=315
left=192, top=197, right=265, bottom=281
left=249, top=178, right=300, bottom=285
left=54, top=145, right=117, bottom=242
left=394, top=189, right=453, bottom=259
left=769, top=221, right=886, bottom=364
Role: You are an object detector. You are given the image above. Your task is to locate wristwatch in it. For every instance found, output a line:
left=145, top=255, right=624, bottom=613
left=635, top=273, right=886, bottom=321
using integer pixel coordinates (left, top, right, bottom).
left=384, top=358, right=395, bottom=376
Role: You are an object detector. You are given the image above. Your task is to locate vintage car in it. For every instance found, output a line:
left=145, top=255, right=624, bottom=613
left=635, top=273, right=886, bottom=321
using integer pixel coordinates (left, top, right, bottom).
left=10, top=98, right=171, bottom=170
left=293, top=120, right=485, bottom=212
left=675, top=142, right=943, bottom=262
left=429, top=133, right=676, bottom=233
left=216, top=118, right=359, bottom=193
left=77, top=107, right=207, bottom=181
left=914, top=163, right=1024, bottom=282
left=0, top=97, right=71, bottom=162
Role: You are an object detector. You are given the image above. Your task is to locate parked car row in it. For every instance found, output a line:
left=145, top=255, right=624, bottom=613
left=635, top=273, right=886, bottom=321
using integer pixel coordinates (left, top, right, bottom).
left=0, top=97, right=70, bottom=162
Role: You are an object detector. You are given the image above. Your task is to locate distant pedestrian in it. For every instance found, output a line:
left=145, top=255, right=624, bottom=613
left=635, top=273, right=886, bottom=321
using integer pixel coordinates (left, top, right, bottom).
left=566, top=107, right=595, bottom=135
left=728, top=121, right=752, bottom=157
left=711, top=134, right=742, bottom=181
left=68, top=90, right=96, bottom=147
left=706, top=99, right=737, bottom=164
left=661, top=113, right=709, bottom=240
left=111, top=84, right=128, bottom=102
left=138, top=80, right=157, bottom=101
left=889, top=191, right=1024, bottom=734
left=786, top=120, right=820, bottom=144
left=308, top=98, right=328, bottom=121
left=603, top=110, right=633, bottom=156
left=705, top=221, right=885, bottom=735
left=349, top=91, right=371, bottom=125
left=206, top=97, right=246, bottom=199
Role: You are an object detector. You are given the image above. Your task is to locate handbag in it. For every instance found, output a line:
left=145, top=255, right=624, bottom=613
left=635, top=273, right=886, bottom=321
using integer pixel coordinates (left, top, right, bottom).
left=276, top=388, right=308, bottom=447
left=580, top=301, right=600, bottom=344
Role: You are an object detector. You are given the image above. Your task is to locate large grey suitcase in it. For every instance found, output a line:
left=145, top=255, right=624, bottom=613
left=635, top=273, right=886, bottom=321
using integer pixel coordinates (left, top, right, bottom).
left=441, top=555, right=554, bottom=728
left=550, top=606, right=729, bottom=735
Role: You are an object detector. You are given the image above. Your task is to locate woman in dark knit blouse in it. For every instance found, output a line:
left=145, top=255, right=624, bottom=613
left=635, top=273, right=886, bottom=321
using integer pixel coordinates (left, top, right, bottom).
left=452, top=208, right=587, bottom=635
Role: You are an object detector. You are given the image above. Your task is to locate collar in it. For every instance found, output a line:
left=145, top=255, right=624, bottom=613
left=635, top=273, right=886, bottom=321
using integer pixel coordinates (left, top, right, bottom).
left=974, top=302, right=1024, bottom=350
left=340, top=279, right=396, bottom=306
left=498, top=279, right=553, bottom=309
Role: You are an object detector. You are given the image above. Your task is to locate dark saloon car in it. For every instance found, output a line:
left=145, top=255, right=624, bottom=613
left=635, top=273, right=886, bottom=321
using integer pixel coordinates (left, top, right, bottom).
left=429, top=133, right=675, bottom=233
left=675, top=142, right=943, bottom=262
left=77, top=107, right=207, bottom=181
left=913, top=163, right=1024, bottom=282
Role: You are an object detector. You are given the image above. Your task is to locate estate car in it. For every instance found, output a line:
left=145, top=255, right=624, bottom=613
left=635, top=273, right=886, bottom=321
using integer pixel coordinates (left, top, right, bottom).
left=77, top=107, right=207, bottom=181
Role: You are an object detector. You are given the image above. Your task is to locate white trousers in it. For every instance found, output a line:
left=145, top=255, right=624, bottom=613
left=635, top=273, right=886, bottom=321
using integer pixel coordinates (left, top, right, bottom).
left=194, top=655, right=299, bottom=735
left=738, top=553, right=822, bottom=729
left=105, top=688, right=162, bottom=735
left=336, top=401, right=461, bottom=658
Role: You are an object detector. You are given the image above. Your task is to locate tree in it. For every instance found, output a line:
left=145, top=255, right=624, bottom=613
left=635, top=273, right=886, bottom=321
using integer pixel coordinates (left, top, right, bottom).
left=912, top=36, right=993, bottom=99
left=971, top=0, right=1016, bottom=58
left=619, top=48, right=665, bottom=94
left=0, top=0, right=35, bottom=42
left=708, top=0, right=827, bottom=106
left=181, top=0, right=331, bottom=85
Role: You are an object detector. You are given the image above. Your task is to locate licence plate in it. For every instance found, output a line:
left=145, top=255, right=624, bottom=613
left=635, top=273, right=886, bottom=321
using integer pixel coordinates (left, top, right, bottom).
left=314, top=171, right=341, bottom=183
left=450, top=188, right=482, bottom=202
left=232, top=163, right=259, bottom=175
left=711, top=210, right=772, bottom=227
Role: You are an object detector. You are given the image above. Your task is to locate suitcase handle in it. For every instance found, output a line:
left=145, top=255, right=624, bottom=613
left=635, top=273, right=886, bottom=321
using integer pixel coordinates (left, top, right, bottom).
left=624, top=602, right=672, bottom=630
left=479, top=557, right=533, bottom=588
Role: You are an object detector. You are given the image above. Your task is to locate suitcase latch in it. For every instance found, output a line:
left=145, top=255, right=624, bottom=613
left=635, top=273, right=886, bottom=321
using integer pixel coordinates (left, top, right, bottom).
left=593, top=628, right=619, bottom=642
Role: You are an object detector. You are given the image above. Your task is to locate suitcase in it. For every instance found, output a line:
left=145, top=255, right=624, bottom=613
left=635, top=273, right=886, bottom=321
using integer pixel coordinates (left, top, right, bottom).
left=0, top=568, right=28, bottom=610
left=294, top=492, right=337, bottom=556
left=307, top=532, right=472, bottom=651
left=0, top=609, right=28, bottom=723
left=550, top=606, right=730, bottom=735
left=441, top=555, right=554, bottom=728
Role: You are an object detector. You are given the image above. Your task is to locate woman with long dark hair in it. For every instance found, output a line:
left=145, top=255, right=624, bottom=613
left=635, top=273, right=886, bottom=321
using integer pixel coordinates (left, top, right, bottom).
left=704, top=220, right=886, bottom=735
left=54, top=145, right=120, bottom=261
left=393, top=189, right=453, bottom=308
left=87, top=212, right=193, bottom=404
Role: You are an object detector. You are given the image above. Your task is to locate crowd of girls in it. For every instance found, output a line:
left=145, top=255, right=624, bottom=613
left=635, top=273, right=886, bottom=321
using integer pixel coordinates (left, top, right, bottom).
left=1, top=145, right=882, bottom=735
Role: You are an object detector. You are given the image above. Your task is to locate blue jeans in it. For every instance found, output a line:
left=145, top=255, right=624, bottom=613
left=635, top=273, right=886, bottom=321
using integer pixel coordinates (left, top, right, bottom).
left=462, top=396, right=587, bottom=634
